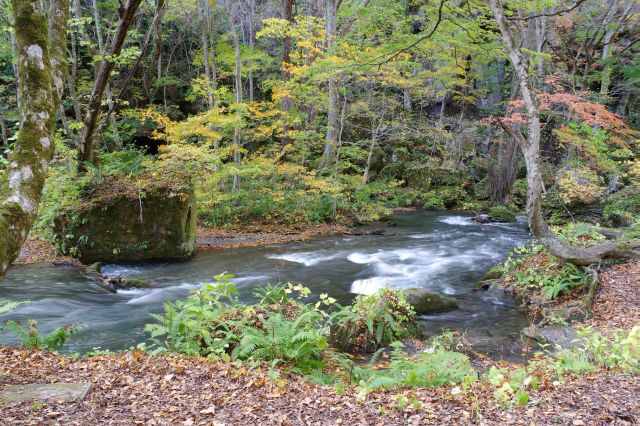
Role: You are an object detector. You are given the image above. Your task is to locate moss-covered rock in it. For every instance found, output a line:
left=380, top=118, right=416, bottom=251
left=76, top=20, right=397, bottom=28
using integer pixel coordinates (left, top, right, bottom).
left=482, top=265, right=504, bottom=280
left=403, top=289, right=459, bottom=314
left=488, top=205, right=517, bottom=222
left=55, top=178, right=196, bottom=263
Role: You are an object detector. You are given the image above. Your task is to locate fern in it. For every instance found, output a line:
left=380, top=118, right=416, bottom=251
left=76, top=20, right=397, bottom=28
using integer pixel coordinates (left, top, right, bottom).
left=330, top=289, right=418, bottom=353
left=0, top=300, right=31, bottom=314
left=6, top=320, right=84, bottom=351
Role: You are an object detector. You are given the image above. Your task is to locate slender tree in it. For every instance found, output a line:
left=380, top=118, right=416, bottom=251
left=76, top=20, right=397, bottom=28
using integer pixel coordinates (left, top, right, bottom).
left=489, top=0, right=638, bottom=265
left=228, top=0, right=243, bottom=191
left=77, top=0, right=142, bottom=173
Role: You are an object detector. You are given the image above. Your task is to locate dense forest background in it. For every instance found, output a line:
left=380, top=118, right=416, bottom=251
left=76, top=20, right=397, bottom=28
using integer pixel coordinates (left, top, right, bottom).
left=0, top=0, right=638, bottom=267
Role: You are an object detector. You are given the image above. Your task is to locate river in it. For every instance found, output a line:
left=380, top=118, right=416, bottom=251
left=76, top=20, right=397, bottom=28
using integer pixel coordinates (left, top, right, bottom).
left=0, top=211, right=531, bottom=360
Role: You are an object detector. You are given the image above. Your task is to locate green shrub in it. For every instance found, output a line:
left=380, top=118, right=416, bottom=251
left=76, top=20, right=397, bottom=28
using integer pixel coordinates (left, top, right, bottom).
left=232, top=310, right=327, bottom=371
left=484, top=366, right=539, bottom=408
left=330, top=289, right=418, bottom=353
left=552, top=222, right=606, bottom=247
left=503, top=244, right=591, bottom=300
left=355, top=342, right=472, bottom=398
left=577, top=325, right=640, bottom=374
left=423, top=195, right=446, bottom=210
left=423, top=186, right=468, bottom=209
left=146, top=276, right=333, bottom=371
left=511, top=178, right=528, bottom=207
left=6, top=320, right=84, bottom=351
left=0, top=300, right=31, bottom=314
left=603, top=184, right=640, bottom=227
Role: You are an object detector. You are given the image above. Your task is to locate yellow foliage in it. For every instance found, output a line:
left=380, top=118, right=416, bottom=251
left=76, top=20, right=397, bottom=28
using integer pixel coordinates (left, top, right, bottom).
left=556, top=167, right=605, bottom=205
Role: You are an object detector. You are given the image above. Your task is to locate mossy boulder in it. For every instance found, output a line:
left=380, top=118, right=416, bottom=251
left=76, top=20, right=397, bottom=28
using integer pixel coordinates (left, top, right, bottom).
left=403, top=289, right=459, bottom=314
left=55, top=178, right=196, bottom=264
left=482, top=265, right=504, bottom=281
left=488, top=205, right=517, bottom=222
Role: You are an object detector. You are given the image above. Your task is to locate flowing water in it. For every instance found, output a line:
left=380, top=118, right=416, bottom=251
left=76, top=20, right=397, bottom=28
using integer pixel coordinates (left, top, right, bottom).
left=0, top=211, right=532, bottom=360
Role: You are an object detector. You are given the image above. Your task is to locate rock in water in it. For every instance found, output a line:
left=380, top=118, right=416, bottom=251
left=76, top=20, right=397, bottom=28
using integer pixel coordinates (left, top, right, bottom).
left=54, top=175, right=196, bottom=263
left=475, top=214, right=491, bottom=224
left=403, top=289, right=459, bottom=314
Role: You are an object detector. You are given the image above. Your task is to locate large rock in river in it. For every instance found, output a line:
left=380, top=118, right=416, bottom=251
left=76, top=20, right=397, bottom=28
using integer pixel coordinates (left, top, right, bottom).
left=403, top=288, right=459, bottom=314
left=55, top=176, right=196, bottom=263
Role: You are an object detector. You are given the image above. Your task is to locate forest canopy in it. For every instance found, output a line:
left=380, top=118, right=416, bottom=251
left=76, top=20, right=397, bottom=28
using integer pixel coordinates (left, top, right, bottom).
left=0, top=0, right=638, bottom=275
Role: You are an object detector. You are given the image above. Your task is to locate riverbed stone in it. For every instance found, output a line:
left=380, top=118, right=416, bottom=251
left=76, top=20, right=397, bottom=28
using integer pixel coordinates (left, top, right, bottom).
left=54, top=177, right=196, bottom=263
left=523, top=325, right=579, bottom=349
left=404, top=288, right=459, bottom=314
left=0, top=383, right=91, bottom=403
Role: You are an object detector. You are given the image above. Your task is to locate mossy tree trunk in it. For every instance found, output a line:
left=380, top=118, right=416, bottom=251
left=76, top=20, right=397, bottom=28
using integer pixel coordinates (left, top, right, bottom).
left=0, top=0, right=69, bottom=279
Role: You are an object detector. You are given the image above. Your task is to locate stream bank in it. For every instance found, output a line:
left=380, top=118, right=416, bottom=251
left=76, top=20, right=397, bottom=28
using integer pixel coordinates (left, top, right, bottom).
left=3, top=211, right=531, bottom=359
left=3, top=261, right=639, bottom=424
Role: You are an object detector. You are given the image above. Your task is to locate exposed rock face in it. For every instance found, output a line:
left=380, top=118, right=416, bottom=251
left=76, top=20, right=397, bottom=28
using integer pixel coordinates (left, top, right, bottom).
left=404, top=288, right=459, bottom=314
left=55, top=183, right=196, bottom=263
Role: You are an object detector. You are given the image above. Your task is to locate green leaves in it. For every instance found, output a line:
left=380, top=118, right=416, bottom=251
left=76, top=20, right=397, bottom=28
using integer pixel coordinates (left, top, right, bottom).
left=330, top=289, right=418, bottom=353
left=6, top=319, right=84, bottom=351
left=0, top=299, right=31, bottom=314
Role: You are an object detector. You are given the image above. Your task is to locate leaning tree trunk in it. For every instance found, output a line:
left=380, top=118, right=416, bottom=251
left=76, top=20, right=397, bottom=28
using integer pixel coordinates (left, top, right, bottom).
left=77, top=0, right=142, bottom=173
left=490, top=0, right=638, bottom=266
left=0, top=0, right=69, bottom=279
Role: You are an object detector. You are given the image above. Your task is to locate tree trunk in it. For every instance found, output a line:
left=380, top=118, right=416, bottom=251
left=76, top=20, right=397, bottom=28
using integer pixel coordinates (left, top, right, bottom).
left=77, top=0, right=142, bottom=173
left=91, top=0, right=120, bottom=151
left=153, top=0, right=166, bottom=83
left=490, top=0, right=638, bottom=265
left=200, top=0, right=214, bottom=108
left=0, top=114, right=8, bottom=146
left=0, top=0, right=69, bottom=279
left=280, top=0, right=294, bottom=147
left=318, top=0, right=339, bottom=169
left=9, top=29, right=20, bottom=110
left=403, top=88, right=412, bottom=112
left=600, top=0, right=633, bottom=97
left=227, top=0, right=243, bottom=192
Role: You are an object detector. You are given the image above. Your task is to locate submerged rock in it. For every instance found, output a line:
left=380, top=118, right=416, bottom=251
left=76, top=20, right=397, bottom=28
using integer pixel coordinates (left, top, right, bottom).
left=404, top=288, right=459, bottom=314
left=55, top=176, right=196, bottom=263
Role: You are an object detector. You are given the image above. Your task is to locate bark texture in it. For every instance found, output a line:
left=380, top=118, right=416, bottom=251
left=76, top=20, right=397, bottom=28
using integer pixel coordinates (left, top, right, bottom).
left=0, top=0, right=69, bottom=279
left=77, top=0, right=142, bottom=172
